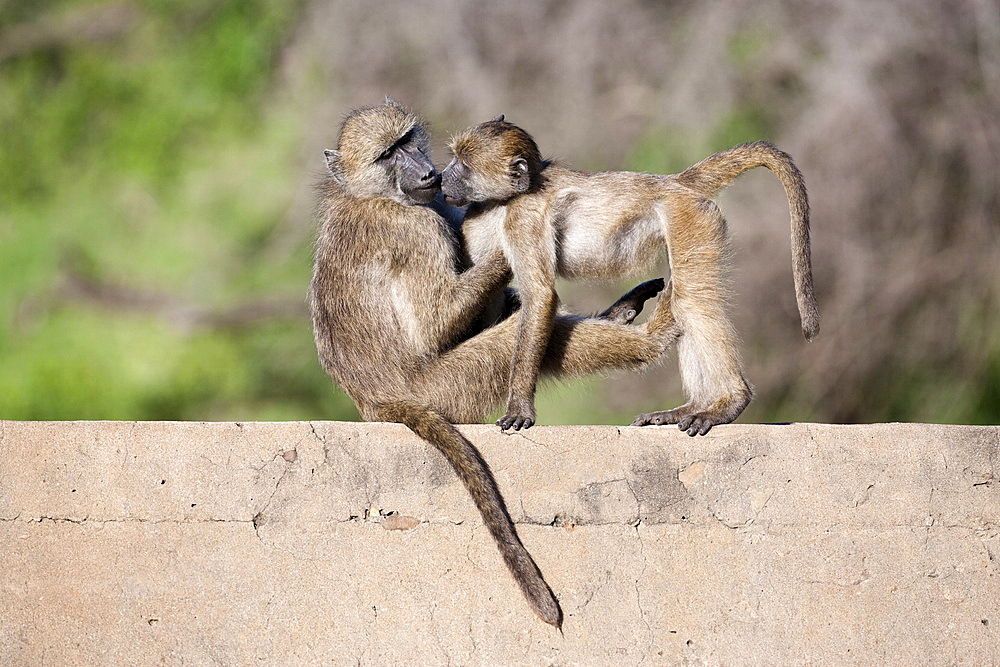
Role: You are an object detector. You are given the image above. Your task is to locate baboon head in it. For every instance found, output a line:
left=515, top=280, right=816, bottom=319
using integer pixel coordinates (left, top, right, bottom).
left=442, top=116, right=544, bottom=207
left=324, top=97, right=440, bottom=205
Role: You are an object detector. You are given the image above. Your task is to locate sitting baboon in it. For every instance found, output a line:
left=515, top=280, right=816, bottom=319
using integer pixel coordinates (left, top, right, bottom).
left=311, top=99, right=677, bottom=627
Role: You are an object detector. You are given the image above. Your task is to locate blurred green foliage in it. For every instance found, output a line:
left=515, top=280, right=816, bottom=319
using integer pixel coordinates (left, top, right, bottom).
left=0, top=0, right=358, bottom=421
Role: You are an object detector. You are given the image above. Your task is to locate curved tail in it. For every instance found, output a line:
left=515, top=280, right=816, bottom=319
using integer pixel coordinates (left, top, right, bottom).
left=677, top=141, right=819, bottom=340
left=375, top=400, right=562, bottom=628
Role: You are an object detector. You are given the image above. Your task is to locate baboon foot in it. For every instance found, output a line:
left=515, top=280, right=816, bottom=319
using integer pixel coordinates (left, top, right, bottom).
left=630, top=407, right=687, bottom=428
left=632, top=386, right=750, bottom=436
left=599, top=278, right=665, bottom=324
left=630, top=405, right=735, bottom=436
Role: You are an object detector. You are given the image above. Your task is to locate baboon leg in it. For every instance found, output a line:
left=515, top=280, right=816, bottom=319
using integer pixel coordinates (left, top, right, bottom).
left=415, top=296, right=677, bottom=424
left=475, top=277, right=663, bottom=332
left=640, top=279, right=678, bottom=338
left=633, top=197, right=752, bottom=435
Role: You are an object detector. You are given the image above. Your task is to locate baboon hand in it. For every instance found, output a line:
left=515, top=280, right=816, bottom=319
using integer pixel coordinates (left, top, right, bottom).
left=497, top=413, right=535, bottom=431
left=497, top=401, right=536, bottom=431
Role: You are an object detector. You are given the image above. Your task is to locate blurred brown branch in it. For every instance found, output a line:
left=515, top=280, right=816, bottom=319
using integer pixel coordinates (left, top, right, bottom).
left=40, top=270, right=308, bottom=332
left=0, top=2, right=141, bottom=63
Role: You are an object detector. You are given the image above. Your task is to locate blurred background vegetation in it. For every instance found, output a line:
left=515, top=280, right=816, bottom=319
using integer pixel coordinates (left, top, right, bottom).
left=1, top=0, right=997, bottom=426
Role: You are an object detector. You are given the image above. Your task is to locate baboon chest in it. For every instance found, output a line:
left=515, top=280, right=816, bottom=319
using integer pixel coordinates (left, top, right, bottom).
left=461, top=205, right=509, bottom=264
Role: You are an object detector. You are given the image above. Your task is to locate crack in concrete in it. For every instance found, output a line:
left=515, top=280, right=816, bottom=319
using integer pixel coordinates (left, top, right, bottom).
left=123, top=421, right=136, bottom=466
left=502, top=429, right=549, bottom=450
left=308, top=421, right=326, bottom=447
left=251, top=451, right=296, bottom=541
left=979, top=535, right=1000, bottom=576
left=311, top=421, right=379, bottom=508
left=574, top=568, right=612, bottom=617
left=5, top=516, right=253, bottom=524
left=751, top=488, right=776, bottom=528
left=711, top=512, right=745, bottom=530
left=804, top=423, right=818, bottom=451
left=517, top=516, right=639, bottom=528
left=853, top=483, right=877, bottom=508
left=633, top=521, right=652, bottom=666
left=466, top=610, right=478, bottom=655
left=428, top=602, right=454, bottom=667
left=464, top=524, right=478, bottom=570
left=624, top=476, right=642, bottom=525
left=358, top=601, right=378, bottom=666
left=3, top=514, right=995, bottom=531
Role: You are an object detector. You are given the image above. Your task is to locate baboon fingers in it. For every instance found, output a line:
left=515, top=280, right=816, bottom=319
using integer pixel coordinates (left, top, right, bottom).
left=497, top=414, right=535, bottom=431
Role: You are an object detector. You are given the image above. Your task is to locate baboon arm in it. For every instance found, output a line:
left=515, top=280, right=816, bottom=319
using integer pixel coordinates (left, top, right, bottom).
left=500, top=284, right=557, bottom=429
left=430, top=249, right=512, bottom=346
left=498, top=206, right=559, bottom=430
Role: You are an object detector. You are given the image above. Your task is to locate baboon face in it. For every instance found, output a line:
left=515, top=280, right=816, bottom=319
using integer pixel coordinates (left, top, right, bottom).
left=440, top=157, right=479, bottom=207
left=327, top=99, right=441, bottom=205
left=442, top=117, right=542, bottom=207
left=378, top=125, right=440, bottom=204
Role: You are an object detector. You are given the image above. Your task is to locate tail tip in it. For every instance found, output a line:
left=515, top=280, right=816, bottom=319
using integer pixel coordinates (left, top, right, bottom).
left=801, top=304, right=820, bottom=341
left=536, top=597, right=563, bottom=629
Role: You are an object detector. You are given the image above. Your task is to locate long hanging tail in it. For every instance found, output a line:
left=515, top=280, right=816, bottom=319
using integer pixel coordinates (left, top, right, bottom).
left=375, top=400, right=562, bottom=628
left=676, top=140, right=819, bottom=341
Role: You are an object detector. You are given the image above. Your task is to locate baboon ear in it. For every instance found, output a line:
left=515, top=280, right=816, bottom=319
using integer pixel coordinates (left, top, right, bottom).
left=491, top=114, right=505, bottom=122
left=511, top=157, right=531, bottom=193
left=324, top=149, right=345, bottom=182
left=324, top=149, right=340, bottom=171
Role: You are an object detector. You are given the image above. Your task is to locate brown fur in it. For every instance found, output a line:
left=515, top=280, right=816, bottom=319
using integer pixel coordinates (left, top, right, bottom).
left=442, top=120, right=818, bottom=435
left=311, top=100, right=677, bottom=627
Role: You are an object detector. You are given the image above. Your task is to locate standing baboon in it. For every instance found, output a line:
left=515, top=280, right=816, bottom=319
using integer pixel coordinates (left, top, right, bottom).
left=311, top=99, right=677, bottom=627
left=441, top=116, right=818, bottom=435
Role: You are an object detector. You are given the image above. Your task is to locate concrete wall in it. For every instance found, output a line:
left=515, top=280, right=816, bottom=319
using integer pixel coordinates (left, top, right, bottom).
left=1, top=420, right=997, bottom=666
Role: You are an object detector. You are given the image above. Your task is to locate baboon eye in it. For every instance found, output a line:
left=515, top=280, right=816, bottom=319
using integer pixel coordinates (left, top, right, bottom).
left=377, top=129, right=416, bottom=162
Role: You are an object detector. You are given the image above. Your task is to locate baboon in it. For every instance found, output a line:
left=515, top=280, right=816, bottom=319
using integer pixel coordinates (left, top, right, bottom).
left=311, top=99, right=678, bottom=627
left=441, top=116, right=818, bottom=436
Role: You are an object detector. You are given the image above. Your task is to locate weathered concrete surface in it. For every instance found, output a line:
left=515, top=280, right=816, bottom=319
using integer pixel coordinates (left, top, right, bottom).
left=0, top=421, right=997, bottom=666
